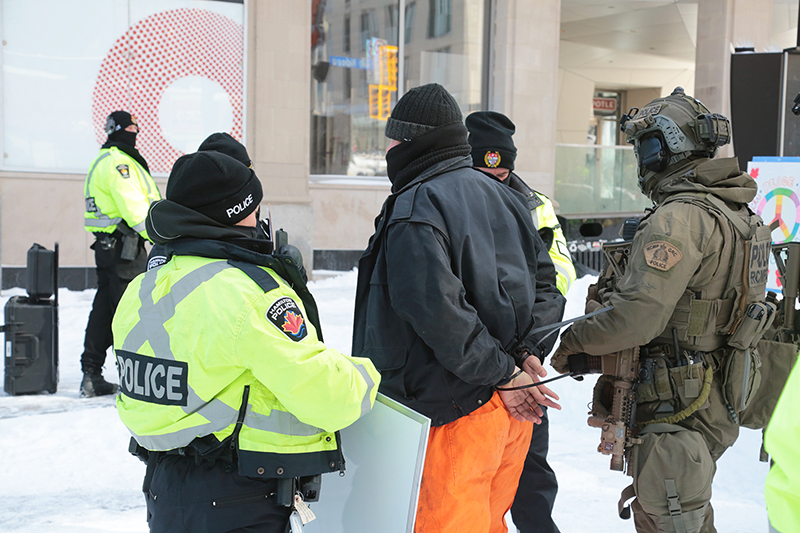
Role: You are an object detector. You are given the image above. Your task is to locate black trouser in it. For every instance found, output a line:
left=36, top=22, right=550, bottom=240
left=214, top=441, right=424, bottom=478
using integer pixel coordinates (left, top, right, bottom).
left=80, top=233, right=146, bottom=374
left=510, top=407, right=560, bottom=533
left=145, top=454, right=291, bottom=533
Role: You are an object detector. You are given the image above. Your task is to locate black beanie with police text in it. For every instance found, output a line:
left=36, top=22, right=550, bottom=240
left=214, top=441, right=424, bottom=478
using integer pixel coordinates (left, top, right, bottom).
left=466, top=111, right=517, bottom=170
left=166, top=151, right=262, bottom=225
left=198, top=132, right=252, bottom=168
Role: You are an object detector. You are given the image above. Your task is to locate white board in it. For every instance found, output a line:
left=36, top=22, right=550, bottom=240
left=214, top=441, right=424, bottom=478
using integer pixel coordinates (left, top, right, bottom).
left=303, top=393, right=430, bottom=533
left=747, top=157, right=800, bottom=292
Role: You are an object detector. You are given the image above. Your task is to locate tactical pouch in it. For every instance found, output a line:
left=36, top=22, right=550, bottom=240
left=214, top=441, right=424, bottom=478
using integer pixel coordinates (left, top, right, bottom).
left=722, top=347, right=762, bottom=416
left=738, top=339, right=799, bottom=429
left=637, top=357, right=709, bottom=413
left=669, top=361, right=710, bottom=412
left=120, top=233, right=139, bottom=261
left=727, top=301, right=776, bottom=350
left=637, top=358, right=672, bottom=404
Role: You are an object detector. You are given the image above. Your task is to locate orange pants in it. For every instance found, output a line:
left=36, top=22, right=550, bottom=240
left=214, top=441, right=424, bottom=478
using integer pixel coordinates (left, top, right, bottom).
left=414, top=392, right=533, bottom=533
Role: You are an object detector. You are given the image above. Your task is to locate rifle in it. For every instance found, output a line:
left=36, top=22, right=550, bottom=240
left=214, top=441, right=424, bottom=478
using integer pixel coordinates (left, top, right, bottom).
left=770, top=242, right=800, bottom=344
left=568, top=348, right=642, bottom=471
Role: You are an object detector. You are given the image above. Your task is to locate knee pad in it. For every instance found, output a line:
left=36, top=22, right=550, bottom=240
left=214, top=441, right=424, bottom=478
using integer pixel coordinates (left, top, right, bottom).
left=630, top=431, right=713, bottom=533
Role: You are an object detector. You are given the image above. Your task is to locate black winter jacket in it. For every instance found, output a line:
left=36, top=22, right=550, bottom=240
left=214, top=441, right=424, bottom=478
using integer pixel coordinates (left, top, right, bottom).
left=352, top=155, right=565, bottom=426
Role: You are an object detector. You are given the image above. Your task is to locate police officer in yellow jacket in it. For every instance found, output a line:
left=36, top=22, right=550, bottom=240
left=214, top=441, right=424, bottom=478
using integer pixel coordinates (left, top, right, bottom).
left=81, top=111, right=160, bottom=397
left=765, top=358, right=800, bottom=533
left=113, top=150, right=380, bottom=533
left=467, top=111, right=575, bottom=533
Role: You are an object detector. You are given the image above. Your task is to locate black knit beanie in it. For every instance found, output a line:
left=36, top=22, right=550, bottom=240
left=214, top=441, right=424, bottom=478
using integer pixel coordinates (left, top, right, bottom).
left=465, top=111, right=517, bottom=170
left=198, top=133, right=252, bottom=168
left=166, top=151, right=263, bottom=225
left=385, top=83, right=463, bottom=141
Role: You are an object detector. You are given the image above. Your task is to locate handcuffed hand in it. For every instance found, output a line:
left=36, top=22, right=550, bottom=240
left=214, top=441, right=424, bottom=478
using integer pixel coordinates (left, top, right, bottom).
left=498, top=366, right=561, bottom=425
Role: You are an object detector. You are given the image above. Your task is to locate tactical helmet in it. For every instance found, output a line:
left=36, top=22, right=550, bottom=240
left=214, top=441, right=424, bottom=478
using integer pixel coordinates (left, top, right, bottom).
left=619, top=87, right=731, bottom=195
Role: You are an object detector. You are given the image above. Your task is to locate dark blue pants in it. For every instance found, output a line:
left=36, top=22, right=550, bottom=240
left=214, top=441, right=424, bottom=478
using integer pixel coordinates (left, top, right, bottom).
left=145, top=454, right=291, bottom=533
left=510, top=407, right=560, bottom=533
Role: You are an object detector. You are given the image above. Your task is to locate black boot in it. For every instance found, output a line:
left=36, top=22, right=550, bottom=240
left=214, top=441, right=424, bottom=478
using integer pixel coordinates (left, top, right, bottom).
left=80, top=371, right=119, bottom=398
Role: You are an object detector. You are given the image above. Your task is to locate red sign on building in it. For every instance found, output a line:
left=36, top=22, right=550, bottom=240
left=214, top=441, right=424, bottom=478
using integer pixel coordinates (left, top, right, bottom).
left=593, top=97, right=617, bottom=113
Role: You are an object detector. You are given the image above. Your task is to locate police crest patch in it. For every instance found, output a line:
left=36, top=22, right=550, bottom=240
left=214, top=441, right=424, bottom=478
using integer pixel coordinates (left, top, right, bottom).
left=266, top=297, right=308, bottom=342
left=116, top=164, right=130, bottom=178
left=644, top=240, right=682, bottom=271
left=484, top=151, right=501, bottom=168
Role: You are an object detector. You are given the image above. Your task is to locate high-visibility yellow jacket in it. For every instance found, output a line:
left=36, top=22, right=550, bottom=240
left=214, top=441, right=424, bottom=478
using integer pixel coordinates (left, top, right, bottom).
left=84, top=146, right=160, bottom=239
left=765, top=358, right=800, bottom=533
left=504, top=172, right=576, bottom=295
left=531, top=191, right=576, bottom=295
left=114, top=250, right=380, bottom=479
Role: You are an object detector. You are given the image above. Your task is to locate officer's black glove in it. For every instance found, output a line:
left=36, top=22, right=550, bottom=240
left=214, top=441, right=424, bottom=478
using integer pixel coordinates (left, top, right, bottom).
left=277, top=244, right=308, bottom=283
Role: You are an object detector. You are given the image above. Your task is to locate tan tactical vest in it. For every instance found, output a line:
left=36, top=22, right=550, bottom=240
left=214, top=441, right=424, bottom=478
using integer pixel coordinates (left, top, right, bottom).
left=650, top=193, right=770, bottom=352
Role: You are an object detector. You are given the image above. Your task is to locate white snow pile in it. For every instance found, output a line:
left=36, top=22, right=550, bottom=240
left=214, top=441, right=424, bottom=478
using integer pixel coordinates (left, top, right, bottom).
left=0, top=271, right=768, bottom=532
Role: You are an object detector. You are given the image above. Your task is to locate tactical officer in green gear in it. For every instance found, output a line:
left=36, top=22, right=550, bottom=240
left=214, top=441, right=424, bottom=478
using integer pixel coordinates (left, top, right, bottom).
left=552, top=87, right=773, bottom=533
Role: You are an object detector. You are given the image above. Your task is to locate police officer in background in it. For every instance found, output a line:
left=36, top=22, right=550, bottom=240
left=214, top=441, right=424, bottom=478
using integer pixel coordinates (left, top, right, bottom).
left=467, top=111, right=576, bottom=297
left=81, top=110, right=160, bottom=397
left=114, top=150, right=380, bottom=532
left=552, top=88, right=772, bottom=532
left=466, top=110, right=575, bottom=533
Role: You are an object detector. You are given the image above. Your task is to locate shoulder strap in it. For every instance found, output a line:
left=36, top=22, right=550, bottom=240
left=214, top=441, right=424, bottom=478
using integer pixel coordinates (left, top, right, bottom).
left=227, top=259, right=280, bottom=293
left=664, top=192, right=753, bottom=238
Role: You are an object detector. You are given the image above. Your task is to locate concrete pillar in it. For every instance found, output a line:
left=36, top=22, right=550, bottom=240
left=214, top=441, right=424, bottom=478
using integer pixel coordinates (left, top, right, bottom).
left=489, top=0, right=561, bottom=197
left=246, top=1, right=314, bottom=263
left=695, top=0, right=772, bottom=156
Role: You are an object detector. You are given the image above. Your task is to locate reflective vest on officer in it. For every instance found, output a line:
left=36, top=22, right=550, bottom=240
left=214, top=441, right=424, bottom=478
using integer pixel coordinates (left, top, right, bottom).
left=531, top=191, right=577, bottom=295
left=765, top=358, right=800, bottom=533
left=113, top=255, right=380, bottom=478
left=84, top=146, right=160, bottom=239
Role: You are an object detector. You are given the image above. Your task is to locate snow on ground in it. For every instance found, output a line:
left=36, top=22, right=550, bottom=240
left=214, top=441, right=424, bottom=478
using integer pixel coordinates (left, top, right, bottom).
left=0, top=271, right=769, bottom=532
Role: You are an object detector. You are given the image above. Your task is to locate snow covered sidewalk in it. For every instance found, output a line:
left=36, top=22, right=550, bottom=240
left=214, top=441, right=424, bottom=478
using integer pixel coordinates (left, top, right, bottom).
left=0, top=272, right=769, bottom=532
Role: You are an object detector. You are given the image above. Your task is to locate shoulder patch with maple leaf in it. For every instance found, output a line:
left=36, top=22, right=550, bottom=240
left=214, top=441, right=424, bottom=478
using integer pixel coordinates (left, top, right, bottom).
left=265, top=296, right=308, bottom=341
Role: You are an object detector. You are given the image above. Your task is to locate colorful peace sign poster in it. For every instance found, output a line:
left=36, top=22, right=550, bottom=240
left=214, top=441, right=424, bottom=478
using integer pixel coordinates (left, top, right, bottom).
left=747, top=157, right=800, bottom=292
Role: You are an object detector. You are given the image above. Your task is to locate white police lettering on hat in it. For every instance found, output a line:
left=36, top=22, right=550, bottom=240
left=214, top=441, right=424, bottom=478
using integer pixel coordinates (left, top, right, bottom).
left=116, top=350, right=188, bottom=406
left=226, top=193, right=254, bottom=219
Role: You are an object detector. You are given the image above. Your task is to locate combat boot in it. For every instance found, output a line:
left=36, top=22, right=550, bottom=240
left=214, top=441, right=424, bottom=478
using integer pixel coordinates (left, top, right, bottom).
left=80, top=371, right=119, bottom=398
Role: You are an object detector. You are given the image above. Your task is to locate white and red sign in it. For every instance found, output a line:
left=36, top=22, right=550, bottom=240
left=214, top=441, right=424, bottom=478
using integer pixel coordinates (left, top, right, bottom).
left=1, top=0, right=245, bottom=175
left=593, top=97, right=617, bottom=113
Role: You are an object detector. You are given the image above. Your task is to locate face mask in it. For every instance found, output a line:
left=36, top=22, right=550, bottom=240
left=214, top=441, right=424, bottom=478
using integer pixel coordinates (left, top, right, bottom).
left=110, top=130, right=138, bottom=147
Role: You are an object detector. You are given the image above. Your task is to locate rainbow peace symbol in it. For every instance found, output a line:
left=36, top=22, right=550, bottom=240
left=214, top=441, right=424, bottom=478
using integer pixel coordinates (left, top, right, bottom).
left=757, top=187, right=800, bottom=242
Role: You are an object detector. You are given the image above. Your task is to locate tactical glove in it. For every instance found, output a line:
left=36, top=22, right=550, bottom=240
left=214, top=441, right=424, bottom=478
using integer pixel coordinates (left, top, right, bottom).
left=550, top=343, right=575, bottom=374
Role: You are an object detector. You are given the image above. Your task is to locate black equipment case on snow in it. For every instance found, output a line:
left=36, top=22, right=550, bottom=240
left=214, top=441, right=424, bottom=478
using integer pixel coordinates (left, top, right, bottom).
left=3, top=243, right=59, bottom=395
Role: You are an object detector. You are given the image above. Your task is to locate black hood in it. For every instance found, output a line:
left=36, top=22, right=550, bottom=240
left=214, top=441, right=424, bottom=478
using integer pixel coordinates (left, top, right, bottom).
left=146, top=199, right=272, bottom=254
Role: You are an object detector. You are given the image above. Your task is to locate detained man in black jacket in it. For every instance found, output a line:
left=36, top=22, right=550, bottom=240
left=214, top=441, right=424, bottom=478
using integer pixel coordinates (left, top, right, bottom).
left=351, top=83, right=566, bottom=532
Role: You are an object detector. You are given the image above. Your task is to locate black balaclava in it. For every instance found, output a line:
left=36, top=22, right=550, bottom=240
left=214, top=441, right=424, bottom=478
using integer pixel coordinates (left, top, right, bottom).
left=105, top=111, right=138, bottom=147
left=101, top=111, right=149, bottom=173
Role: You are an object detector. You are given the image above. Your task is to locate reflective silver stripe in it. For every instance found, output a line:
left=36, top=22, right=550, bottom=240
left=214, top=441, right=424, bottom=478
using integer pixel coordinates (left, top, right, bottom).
left=131, top=221, right=147, bottom=234
left=349, top=360, right=375, bottom=419
left=123, top=262, right=239, bottom=449
left=122, top=260, right=332, bottom=448
left=84, top=151, right=113, bottom=197
left=555, top=263, right=573, bottom=292
left=131, top=160, right=154, bottom=197
left=132, top=420, right=229, bottom=451
left=85, top=216, right=122, bottom=228
left=245, top=408, right=323, bottom=437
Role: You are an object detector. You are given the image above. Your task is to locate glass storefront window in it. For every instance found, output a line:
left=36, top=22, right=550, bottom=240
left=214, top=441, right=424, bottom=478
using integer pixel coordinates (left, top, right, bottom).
left=310, top=0, right=485, bottom=177
left=554, top=144, right=650, bottom=215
